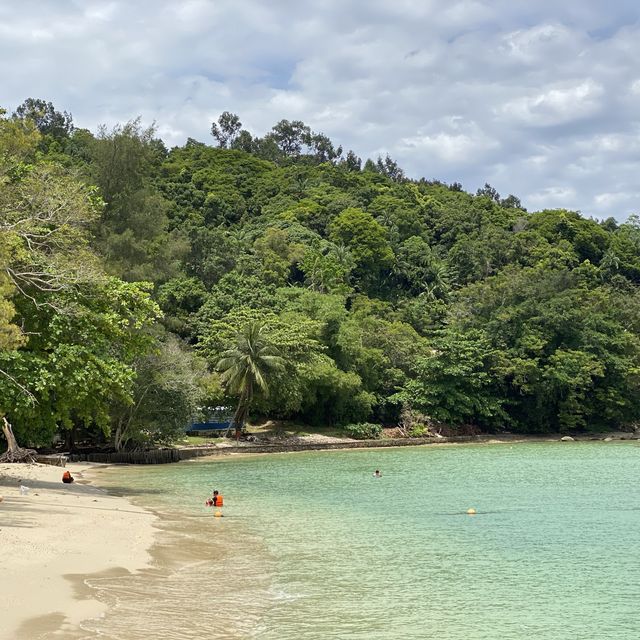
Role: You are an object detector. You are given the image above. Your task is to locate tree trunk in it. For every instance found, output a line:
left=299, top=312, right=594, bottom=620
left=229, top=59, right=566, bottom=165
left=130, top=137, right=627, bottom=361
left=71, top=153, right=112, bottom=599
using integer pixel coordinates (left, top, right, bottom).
left=2, top=416, right=19, bottom=453
left=232, top=385, right=252, bottom=442
left=233, top=400, right=245, bottom=442
left=0, top=416, right=37, bottom=463
left=64, top=425, right=77, bottom=452
left=114, top=417, right=127, bottom=452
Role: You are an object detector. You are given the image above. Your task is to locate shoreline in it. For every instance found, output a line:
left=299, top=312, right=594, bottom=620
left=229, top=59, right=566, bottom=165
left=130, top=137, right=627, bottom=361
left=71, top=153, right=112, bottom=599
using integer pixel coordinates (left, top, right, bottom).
left=173, top=430, right=640, bottom=461
left=65, top=431, right=640, bottom=465
left=0, top=462, right=158, bottom=640
left=61, top=432, right=640, bottom=465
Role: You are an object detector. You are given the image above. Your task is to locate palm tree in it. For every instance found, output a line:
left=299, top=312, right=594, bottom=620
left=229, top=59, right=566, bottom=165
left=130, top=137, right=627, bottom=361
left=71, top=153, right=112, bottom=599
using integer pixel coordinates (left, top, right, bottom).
left=217, top=321, right=284, bottom=439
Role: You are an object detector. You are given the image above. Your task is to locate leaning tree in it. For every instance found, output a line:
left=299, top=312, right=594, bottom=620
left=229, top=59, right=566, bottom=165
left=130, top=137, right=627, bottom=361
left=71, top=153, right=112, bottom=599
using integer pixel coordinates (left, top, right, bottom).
left=0, top=109, right=99, bottom=461
left=217, top=320, right=284, bottom=439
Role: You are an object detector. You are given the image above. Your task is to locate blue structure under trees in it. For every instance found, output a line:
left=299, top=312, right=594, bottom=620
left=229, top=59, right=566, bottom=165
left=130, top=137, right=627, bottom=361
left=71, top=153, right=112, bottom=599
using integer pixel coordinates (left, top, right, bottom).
left=187, top=406, right=234, bottom=435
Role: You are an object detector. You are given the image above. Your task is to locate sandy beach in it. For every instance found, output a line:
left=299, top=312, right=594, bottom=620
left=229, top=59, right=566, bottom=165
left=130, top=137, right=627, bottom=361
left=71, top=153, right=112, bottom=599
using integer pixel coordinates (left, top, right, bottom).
left=0, top=462, right=157, bottom=640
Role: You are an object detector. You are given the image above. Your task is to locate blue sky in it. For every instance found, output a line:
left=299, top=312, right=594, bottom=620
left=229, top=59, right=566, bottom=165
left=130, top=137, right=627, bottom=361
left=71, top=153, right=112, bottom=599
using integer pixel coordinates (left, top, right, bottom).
left=2, top=0, right=640, bottom=220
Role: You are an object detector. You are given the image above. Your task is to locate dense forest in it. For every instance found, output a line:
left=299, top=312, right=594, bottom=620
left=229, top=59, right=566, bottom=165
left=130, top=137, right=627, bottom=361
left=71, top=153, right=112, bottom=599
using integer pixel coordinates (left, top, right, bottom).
left=2, top=99, right=640, bottom=453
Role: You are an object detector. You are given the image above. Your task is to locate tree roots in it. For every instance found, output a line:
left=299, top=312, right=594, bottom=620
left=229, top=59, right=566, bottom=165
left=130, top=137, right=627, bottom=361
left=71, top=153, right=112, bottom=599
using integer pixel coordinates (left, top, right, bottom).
left=0, top=447, right=37, bottom=463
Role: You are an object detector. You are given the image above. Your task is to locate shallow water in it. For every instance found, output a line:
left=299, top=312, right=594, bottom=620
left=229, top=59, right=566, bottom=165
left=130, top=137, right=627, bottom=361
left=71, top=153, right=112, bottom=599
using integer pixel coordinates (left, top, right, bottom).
left=48, top=442, right=640, bottom=638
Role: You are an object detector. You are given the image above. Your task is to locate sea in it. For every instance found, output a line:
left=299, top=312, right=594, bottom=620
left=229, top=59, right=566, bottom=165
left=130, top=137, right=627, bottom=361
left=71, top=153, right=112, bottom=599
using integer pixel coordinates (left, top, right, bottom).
left=36, top=441, right=640, bottom=639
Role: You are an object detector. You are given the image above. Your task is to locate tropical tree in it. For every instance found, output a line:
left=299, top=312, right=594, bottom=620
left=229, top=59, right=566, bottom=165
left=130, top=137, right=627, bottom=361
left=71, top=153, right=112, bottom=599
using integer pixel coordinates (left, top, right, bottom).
left=0, top=111, right=161, bottom=459
left=210, top=111, right=242, bottom=148
left=394, top=328, right=507, bottom=428
left=89, top=118, right=186, bottom=284
left=13, top=97, right=74, bottom=143
left=0, top=114, right=102, bottom=460
left=110, top=335, right=204, bottom=451
left=216, top=321, right=284, bottom=437
left=328, top=207, right=394, bottom=287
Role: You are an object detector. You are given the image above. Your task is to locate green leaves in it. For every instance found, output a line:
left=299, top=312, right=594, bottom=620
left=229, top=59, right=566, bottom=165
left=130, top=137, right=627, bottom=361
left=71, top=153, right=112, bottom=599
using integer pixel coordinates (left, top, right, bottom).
left=0, top=236, right=22, bottom=351
left=110, top=335, right=205, bottom=451
left=0, top=114, right=162, bottom=448
left=216, top=320, right=286, bottom=430
left=6, top=102, right=640, bottom=447
left=395, top=328, right=506, bottom=427
left=328, top=207, right=394, bottom=283
left=444, top=265, right=640, bottom=431
left=0, top=277, right=161, bottom=445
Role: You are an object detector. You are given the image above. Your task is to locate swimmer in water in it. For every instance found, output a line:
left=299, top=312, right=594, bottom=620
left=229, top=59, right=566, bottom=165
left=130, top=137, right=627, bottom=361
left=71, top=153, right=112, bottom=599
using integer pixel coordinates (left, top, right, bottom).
left=373, top=469, right=382, bottom=478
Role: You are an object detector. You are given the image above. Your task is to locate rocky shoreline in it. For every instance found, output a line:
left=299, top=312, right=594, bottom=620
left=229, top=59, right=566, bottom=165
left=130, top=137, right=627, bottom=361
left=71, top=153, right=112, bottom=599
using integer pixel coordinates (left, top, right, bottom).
left=176, top=430, right=640, bottom=459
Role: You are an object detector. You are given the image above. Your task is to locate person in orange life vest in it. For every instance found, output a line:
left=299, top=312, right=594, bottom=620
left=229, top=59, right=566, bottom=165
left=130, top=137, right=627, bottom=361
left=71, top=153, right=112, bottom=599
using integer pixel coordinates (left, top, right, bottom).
left=62, top=470, right=74, bottom=484
left=206, top=490, right=223, bottom=507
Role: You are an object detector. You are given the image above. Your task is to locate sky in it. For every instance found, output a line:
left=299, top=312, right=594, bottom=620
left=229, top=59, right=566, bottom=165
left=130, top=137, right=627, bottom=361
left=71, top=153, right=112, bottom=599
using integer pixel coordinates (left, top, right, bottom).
left=2, top=0, right=640, bottom=220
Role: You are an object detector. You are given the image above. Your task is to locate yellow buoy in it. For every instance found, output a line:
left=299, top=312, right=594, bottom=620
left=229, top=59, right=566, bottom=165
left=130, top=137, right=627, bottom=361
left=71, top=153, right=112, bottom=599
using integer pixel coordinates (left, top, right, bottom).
left=214, top=510, right=223, bottom=518
left=467, top=508, right=477, bottom=515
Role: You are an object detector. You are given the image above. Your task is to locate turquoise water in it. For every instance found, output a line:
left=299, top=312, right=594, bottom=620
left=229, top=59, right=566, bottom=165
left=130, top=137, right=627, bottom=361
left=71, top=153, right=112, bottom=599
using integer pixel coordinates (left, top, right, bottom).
left=78, top=442, right=640, bottom=639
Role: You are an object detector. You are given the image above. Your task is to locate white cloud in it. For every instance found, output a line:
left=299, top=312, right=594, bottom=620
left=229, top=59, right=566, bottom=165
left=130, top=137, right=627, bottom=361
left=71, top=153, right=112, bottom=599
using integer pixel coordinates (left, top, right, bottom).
left=526, top=186, right=577, bottom=206
left=595, top=192, right=632, bottom=207
left=500, top=80, right=604, bottom=127
left=400, top=118, right=499, bottom=163
left=499, top=23, right=584, bottom=66
left=1, top=0, right=640, bottom=219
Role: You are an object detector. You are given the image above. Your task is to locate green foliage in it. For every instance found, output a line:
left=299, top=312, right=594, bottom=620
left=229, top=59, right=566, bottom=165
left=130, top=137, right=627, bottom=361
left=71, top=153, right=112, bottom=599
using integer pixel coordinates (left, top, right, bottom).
left=0, top=237, right=22, bottom=351
left=89, top=119, right=186, bottom=284
left=156, top=276, right=207, bottom=335
left=300, top=243, right=355, bottom=294
left=448, top=266, right=640, bottom=431
left=297, top=357, right=375, bottom=425
left=13, top=98, right=74, bottom=149
left=329, top=207, right=393, bottom=283
left=0, top=111, right=161, bottom=450
left=395, top=328, right=507, bottom=428
left=344, top=422, right=383, bottom=440
left=216, top=320, right=285, bottom=430
left=4, top=100, right=640, bottom=450
left=0, top=277, right=161, bottom=446
left=110, top=335, right=205, bottom=450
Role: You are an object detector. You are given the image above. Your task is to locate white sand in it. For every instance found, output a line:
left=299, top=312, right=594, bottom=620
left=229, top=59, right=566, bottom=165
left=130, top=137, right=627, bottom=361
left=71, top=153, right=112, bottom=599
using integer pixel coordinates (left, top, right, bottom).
left=0, top=462, right=157, bottom=639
